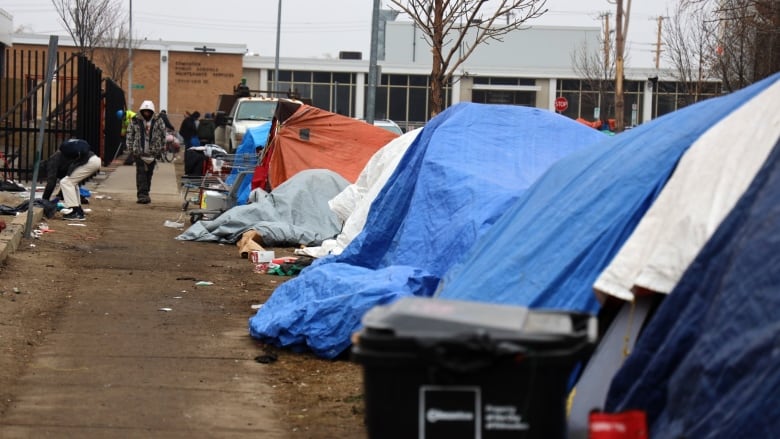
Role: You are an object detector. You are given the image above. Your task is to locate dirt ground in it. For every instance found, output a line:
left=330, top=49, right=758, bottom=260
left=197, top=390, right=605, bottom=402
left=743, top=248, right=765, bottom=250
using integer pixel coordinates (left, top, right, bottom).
left=0, top=164, right=366, bottom=437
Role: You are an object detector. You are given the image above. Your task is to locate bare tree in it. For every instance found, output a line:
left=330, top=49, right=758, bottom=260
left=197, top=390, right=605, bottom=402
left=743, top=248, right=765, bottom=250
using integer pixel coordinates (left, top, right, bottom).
left=683, top=0, right=780, bottom=91
left=98, top=21, right=137, bottom=87
left=388, top=0, right=548, bottom=117
left=571, top=13, right=617, bottom=122
left=52, top=0, right=122, bottom=60
left=663, top=2, right=718, bottom=105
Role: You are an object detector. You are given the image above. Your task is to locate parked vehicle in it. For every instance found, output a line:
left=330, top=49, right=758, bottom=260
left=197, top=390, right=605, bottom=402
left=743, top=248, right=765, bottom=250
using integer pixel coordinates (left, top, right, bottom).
left=223, top=97, right=277, bottom=152
left=359, top=118, right=403, bottom=135
left=372, top=119, right=403, bottom=135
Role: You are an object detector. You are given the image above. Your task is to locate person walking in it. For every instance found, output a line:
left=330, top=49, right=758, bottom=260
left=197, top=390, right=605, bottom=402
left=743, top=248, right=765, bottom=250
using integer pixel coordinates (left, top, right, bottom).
left=126, top=100, right=166, bottom=204
left=182, top=111, right=205, bottom=175
left=179, top=111, right=201, bottom=149
left=158, top=109, right=176, bottom=131
left=42, top=138, right=101, bottom=221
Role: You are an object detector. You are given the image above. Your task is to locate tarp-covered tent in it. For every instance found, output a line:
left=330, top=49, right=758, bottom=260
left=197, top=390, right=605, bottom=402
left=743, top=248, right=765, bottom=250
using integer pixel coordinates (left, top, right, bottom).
left=435, top=75, right=776, bottom=314
left=604, top=128, right=780, bottom=436
left=252, top=101, right=399, bottom=191
left=594, top=78, right=780, bottom=300
left=176, top=169, right=348, bottom=246
left=565, top=73, right=780, bottom=438
left=226, top=121, right=272, bottom=206
left=296, top=128, right=422, bottom=258
left=249, top=103, right=605, bottom=358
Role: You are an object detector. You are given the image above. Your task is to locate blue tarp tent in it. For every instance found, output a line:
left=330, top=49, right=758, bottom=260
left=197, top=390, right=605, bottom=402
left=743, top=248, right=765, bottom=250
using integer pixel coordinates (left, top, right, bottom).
left=436, top=75, right=776, bottom=314
left=604, top=133, right=780, bottom=436
left=225, top=122, right=271, bottom=205
left=248, top=103, right=604, bottom=358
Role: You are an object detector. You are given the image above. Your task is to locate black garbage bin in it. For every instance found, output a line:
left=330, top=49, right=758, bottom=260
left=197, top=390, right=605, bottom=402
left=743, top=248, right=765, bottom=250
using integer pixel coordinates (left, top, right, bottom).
left=352, top=297, right=597, bottom=439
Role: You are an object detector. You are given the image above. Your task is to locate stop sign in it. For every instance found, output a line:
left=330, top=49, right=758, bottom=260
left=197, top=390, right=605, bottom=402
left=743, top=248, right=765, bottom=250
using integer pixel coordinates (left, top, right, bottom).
left=554, top=96, right=568, bottom=112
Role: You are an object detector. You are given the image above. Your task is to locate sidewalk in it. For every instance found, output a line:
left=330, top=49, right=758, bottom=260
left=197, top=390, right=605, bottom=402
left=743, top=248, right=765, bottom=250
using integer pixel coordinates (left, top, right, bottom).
left=91, top=158, right=182, bottom=204
left=0, top=158, right=180, bottom=265
left=0, top=155, right=287, bottom=437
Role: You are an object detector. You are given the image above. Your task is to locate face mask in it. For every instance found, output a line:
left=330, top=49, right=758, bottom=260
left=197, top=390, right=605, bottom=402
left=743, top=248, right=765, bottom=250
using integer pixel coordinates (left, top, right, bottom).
left=141, top=111, right=153, bottom=121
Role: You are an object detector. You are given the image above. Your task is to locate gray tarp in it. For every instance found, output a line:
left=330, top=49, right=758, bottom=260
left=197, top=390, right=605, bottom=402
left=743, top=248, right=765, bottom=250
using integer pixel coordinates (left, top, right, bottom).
left=176, top=169, right=348, bottom=246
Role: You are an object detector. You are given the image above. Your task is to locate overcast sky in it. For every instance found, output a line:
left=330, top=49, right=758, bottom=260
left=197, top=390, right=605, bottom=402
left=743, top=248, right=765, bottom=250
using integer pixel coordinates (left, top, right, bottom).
left=6, top=0, right=674, bottom=68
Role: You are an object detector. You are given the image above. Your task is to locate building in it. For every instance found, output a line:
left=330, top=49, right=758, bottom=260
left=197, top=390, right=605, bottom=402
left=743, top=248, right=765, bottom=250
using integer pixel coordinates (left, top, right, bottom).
left=3, top=9, right=720, bottom=133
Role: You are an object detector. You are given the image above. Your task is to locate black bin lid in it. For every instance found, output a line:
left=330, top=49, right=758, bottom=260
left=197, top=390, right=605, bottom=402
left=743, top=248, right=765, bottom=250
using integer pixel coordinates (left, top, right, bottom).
left=361, top=297, right=597, bottom=344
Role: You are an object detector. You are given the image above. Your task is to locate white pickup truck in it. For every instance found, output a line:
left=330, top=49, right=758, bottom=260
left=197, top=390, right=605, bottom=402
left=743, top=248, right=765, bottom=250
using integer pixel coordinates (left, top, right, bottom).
left=224, top=97, right=281, bottom=152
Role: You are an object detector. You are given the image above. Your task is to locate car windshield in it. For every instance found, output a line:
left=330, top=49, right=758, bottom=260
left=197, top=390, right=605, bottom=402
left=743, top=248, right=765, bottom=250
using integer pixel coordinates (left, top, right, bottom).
left=235, top=101, right=276, bottom=121
left=377, top=123, right=403, bottom=135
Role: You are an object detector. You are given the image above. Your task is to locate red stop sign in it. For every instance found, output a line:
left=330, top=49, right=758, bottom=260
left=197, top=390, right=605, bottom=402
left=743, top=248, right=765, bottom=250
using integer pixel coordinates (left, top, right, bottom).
left=555, top=96, right=568, bottom=112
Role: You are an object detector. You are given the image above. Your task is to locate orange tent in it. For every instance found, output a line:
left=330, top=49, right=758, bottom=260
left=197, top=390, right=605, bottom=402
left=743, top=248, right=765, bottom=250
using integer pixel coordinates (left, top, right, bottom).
left=254, top=102, right=400, bottom=190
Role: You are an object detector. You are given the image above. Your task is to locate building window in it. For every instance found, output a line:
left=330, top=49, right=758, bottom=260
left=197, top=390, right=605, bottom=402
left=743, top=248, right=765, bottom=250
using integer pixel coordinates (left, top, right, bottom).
left=473, top=77, right=536, bottom=86
left=271, top=70, right=358, bottom=115
left=367, top=73, right=445, bottom=131
left=471, top=90, right=536, bottom=106
left=557, top=78, right=644, bottom=125
left=652, top=80, right=721, bottom=118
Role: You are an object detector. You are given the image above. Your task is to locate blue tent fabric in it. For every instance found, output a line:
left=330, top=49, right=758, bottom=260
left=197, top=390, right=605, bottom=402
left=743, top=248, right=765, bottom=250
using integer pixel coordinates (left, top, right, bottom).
left=226, top=122, right=271, bottom=205
left=604, top=133, right=780, bottom=437
left=436, top=76, right=776, bottom=314
left=249, top=103, right=605, bottom=358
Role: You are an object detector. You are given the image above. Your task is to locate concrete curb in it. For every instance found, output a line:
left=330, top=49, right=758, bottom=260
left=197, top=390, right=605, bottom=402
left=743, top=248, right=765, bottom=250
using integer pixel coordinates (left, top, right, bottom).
left=0, top=208, right=44, bottom=264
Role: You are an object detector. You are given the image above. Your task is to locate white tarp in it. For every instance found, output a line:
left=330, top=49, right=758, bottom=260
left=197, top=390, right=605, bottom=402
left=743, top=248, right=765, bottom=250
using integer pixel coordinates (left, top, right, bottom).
left=594, top=80, right=780, bottom=300
left=295, top=129, right=421, bottom=258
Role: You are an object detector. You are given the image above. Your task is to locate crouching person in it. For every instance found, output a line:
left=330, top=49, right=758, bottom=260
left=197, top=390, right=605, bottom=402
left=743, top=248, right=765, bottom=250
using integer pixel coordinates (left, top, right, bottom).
left=43, top=138, right=101, bottom=221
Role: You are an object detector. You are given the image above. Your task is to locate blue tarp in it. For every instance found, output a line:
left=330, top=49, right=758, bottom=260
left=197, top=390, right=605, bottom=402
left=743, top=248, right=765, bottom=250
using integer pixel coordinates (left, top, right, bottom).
left=226, top=122, right=271, bottom=205
left=436, top=77, right=775, bottom=314
left=604, top=133, right=780, bottom=437
left=249, top=103, right=604, bottom=358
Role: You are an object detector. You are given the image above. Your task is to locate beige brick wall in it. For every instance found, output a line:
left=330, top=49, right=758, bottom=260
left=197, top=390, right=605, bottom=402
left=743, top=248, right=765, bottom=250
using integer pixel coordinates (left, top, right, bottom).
left=8, top=43, right=243, bottom=130
left=164, top=51, right=242, bottom=128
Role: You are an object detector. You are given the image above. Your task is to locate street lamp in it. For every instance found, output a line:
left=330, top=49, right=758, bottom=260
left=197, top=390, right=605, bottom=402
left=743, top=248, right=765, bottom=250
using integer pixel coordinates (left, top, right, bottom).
left=274, top=0, right=281, bottom=93
left=128, top=0, right=133, bottom=108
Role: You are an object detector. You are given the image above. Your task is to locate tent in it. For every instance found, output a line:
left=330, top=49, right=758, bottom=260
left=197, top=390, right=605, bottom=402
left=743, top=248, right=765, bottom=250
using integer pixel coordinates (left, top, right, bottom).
left=176, top=169, right=348, bottom=246
left=295, top=128, right=422, bottom=258
left=252, top=101, right=399, bottom=191
left=248, top=103, right=605, bottom=358
left=604, top=112, right=780, bottom=437
left=593, top=78, right=780, bottom=300
left=435, top=74, right=777, bottom=314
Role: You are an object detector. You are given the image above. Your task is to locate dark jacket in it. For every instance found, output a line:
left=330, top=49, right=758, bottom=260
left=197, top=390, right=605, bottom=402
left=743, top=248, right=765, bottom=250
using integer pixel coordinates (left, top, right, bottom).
left=179, top=115, right=198, bottom=147
left=159, top=112, right=175, bottom=131
left=42, top=139, right=96, bottom=200
left=197, top=118, right=216, bottom=145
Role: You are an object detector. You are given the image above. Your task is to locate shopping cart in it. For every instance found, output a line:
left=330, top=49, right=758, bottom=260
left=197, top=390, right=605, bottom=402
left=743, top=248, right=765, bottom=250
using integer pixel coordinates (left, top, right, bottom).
left=183, top=170, right=254, bottom=223
left=180, top=144, right=258, bottom=223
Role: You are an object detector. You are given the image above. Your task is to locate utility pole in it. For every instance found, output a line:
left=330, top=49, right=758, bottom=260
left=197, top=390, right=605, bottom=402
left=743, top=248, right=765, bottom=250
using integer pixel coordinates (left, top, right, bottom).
left=366, top=0, right=380, bottom=124
left=655, top=15, right=664, bottom=69
left=603, top=12, right=611, bottom=75
left=274, top=0, right=281, bottom=93
left=614, top=0, right=627, bottom=132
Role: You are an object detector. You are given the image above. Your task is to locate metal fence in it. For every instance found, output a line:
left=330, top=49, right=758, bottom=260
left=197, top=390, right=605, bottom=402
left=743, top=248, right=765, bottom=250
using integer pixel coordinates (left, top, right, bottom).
left=1, top=47, right=104, bottom=182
